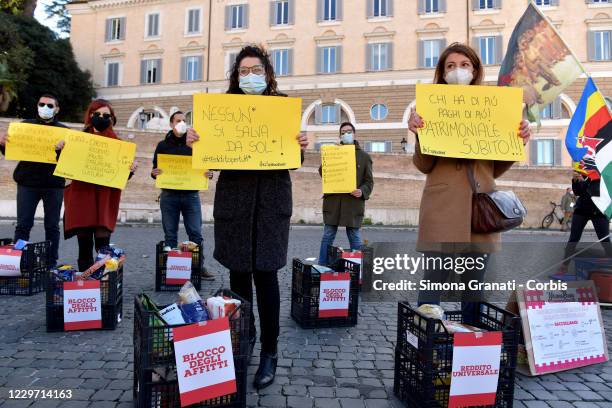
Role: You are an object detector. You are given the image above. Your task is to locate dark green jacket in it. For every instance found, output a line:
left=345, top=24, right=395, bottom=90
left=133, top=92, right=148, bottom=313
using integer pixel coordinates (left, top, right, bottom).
left=319, top=143, right=374, bottom=228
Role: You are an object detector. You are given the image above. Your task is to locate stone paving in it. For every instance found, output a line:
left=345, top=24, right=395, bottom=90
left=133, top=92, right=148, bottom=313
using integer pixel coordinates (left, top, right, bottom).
left=0, top=223, right=609, bottom=408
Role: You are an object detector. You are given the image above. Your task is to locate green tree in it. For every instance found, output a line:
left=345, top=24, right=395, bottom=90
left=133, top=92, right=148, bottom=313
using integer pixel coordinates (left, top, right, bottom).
left=45, top=0, right=70, bottom=34
left=2, top=14, right=94, bottom=122
left=0, top=0, right=37, bottom=16
left=0, top=11, right=34, bottom=112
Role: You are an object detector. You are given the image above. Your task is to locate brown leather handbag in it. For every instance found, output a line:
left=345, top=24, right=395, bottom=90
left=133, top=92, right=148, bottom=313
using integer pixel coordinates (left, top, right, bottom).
left=467, top=163, right=526, bottom=234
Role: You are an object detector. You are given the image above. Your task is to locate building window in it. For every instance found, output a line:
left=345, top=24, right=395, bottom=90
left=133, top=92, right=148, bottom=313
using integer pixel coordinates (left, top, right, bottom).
left=141, top=59, right=162, bottom=84
left=318, top=46, right=341, bottom=74
left=592, top=0, right=609, bottom=3
left=480, top=0, right=493, bottom=9
left=535, top=0, right=550, bottom=5
left=146, top=13, right=160, bottom=38
left=365, top=141, right=392, bottom=153
left=479, top=36, right=495, bottom=65
left=592, top=31, right=612, bottom=61
left=535, top=139, right=554, bottom=166
left=317, top=0, right=340, bottom=22
left=185, top=111, right=193, bottom=126
left=105, top=17, right=125, bottom=42
left=226, top=52, right=239, bottom=76
left=541, top=103, right=553, bottom=120
left=370, top=104, right=388, bottom=120
left=105, top=62, right=120, bottom=87
left=425, top=0, right=438, bottom=13
left=421, top=39, right=443, bottom=68
left=181, top=56, right=202, bottom=82
left=274, top=1, right=289, bottom=25
left=315, top=103, right=341, bottom=125
left=321, top=104, right=338, bottom=124
left=186, top=9, right=201, bottom=34
left=367, top=43, right=392, bottom=71
left=272, top=49, right=293, bottom=76
left=224, top=5, right=249, bottom=30
left=369, top=0, right=391, bottom=17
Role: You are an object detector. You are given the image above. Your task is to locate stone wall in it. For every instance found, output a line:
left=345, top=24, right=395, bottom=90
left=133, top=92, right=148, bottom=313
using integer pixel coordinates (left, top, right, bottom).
left=0, top=118, right=573, bottom=228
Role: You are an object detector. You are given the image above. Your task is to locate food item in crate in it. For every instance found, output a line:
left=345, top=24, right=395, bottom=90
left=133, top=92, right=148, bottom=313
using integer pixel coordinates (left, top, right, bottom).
left=417, top=304, right=445, bottom=320
left=180, top=241, right=199, bottom=252
left=177, top=281, right=210, bottom=323
left=159, top=303, right=186, bottom=325
left=104, top=257, right=119, bottom=273
left=139, top=294, right=173, bottom=358
left=14, top=239, right=29, bottom=250
left=441, top=320, right=485, bottom=334
left=206, top=296, right=241, bottom=319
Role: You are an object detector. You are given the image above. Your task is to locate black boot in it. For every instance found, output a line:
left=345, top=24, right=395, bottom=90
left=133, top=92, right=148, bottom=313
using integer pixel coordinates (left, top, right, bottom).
left=248, top=335, right=256, bottom=359
left=253, top=351, right=277, bottom=390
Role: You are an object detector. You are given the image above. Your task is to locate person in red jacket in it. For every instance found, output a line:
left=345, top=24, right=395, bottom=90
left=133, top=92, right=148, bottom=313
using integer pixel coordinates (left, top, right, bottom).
left=56, top=99, right=138, bottom=271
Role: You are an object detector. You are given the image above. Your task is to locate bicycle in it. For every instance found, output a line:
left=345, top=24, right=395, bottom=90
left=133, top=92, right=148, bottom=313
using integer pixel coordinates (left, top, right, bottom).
left=541, top=201, right=572, bottom=230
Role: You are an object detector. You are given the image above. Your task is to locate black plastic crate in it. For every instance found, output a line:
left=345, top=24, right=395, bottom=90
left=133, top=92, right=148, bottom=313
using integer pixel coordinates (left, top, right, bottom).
left=291, top=258, right=360, bottom=329
left=0, top=238, right=50, bottom=296
left=394, top=302, right=520, bottom=408
left=45, top=266, right=124, bottom=332
left=327, top=245, right=374, bottom=291
left=46, top=297, right=123, bottom=332
left=155, top=241, right=202, bottom=292
left=133, top=289, right=249, bottom=408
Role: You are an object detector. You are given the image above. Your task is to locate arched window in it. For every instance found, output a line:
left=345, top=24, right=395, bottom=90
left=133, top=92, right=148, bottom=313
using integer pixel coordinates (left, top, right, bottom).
left=370, top=104, right=388, bottom=120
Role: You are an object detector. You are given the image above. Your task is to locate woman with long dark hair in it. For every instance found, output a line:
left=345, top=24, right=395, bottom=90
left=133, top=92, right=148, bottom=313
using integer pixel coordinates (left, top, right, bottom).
left=188, top=45, right=308, bottom=389
left=56, top=99, right=138, bottom=271
left=409, top=43, right=531, bottom=321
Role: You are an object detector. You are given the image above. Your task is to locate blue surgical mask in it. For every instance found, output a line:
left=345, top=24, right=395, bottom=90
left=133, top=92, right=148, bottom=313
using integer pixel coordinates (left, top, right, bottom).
left=341, top=132, right=354, bottom=145
left=38, top=105, right=55, bottom=120
left=239, top=73, right=267, bottom=95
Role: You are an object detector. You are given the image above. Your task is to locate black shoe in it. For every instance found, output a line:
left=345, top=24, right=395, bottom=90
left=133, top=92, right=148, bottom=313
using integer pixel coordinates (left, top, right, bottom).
left=253, top=351, right=277, bottom=390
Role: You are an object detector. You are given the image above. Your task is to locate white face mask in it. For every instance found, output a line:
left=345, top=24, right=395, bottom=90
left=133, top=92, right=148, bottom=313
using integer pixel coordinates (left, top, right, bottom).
left=340, top=132, right=354, bottom=145
left=38, top=105, right=55, bottom=120
left=174, top=120, right=187, bottom=135
left=444, top=68, right=474, bottom=85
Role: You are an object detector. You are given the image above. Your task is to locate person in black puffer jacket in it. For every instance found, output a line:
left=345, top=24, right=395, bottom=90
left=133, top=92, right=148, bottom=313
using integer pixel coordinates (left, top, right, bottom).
left=0, top=94, right=66, bottom=266
left=560, top=172, right=612, bottom=272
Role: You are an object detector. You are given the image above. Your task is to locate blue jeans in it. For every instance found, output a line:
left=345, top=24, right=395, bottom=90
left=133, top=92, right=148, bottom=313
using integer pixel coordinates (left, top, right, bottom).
left=318, top=224, right=363, bottom=266
left=15, top=185, right=63, bottom=266
left=160, top=190, right=203, bottom=248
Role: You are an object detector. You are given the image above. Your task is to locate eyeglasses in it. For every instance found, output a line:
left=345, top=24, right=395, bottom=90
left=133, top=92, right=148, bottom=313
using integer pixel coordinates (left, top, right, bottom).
left=238, top=65, right=265, bottom=77
left=38, top=103, right=55, bottom=109
left=92, top=112, right=112, bottom=120
left=340, top=130, right=353, bottom=135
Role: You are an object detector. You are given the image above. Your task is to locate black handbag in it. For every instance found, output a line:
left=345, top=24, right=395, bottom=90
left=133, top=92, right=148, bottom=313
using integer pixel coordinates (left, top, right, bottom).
left=467, top=163, right=526, bottom=234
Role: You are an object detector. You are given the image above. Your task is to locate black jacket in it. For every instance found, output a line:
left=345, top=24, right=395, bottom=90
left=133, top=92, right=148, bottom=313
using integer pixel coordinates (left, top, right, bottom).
left=572, top=177, right=606, bottom=218
left=0, top=118, right=66, bottom=188
left=152, top=130, right=195, bottom=192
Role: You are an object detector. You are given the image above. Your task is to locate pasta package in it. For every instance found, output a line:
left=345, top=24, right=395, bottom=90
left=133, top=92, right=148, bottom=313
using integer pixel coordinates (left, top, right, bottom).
left=206, top=296, right=241, bottom=320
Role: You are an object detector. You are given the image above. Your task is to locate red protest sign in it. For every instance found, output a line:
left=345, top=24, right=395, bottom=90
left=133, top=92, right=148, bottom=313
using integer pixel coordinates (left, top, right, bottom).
left=0, top=247, right=21, bottom=277
left=448, top=332, right=502, bottom=408
left=166, top=250, right=192, bottom=285
left=172, top=317, right=236, bottom=407
left=63, top=280, right=102, bottom=331
left=318, top=272, right=350, bottom=318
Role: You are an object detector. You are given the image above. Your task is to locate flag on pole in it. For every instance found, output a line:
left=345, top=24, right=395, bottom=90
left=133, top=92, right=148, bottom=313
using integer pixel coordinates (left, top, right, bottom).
left=565, top=77, right=612, bottom=181
left=498, top=2, right=583, bottom=121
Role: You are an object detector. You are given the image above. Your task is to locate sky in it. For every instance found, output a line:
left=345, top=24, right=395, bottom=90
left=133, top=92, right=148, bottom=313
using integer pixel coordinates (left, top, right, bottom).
left=34, top=0, right=68, bottom=38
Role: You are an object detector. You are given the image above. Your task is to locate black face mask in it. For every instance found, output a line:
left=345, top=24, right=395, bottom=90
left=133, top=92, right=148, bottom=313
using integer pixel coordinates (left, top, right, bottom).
left=91, top=115, right=112, bottom=132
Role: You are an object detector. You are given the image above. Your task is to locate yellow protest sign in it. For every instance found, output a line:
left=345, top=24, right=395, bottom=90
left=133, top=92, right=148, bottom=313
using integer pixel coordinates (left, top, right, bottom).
left=416, top=84, right=525, bottom=161
left=53, top=130, right=136, bottom=190
left=321, top=145, right=356, bottom=194
left=156, top=154, right=209, bottom=191
left=192, top=93, right=302, bottom=170
left=5, top=122, right=68, bottom=163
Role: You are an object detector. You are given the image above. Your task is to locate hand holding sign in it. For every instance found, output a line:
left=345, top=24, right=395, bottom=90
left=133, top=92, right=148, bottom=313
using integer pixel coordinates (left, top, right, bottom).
left=53, top=130, right=136, bottom=190
left=415, top=84, right=525, bottom=161
left=5, top=123, right=67, bottom=164
left=321, top=145, right=357, bottom=194
left=191, top=94, right=302, bottom=170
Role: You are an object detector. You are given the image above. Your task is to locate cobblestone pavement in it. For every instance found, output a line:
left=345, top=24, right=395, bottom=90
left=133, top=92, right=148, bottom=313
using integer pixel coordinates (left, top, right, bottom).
left=0, top=223, right=610, bottom=408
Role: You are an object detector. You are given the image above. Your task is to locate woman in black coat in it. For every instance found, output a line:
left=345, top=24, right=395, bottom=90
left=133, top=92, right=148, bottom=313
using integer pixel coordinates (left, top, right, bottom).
left=187, top=45, right=308, bottom=390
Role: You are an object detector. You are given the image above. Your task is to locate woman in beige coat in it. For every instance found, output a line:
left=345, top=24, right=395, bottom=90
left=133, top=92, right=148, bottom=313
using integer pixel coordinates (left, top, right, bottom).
left=409, top=43, right=531, bottom=321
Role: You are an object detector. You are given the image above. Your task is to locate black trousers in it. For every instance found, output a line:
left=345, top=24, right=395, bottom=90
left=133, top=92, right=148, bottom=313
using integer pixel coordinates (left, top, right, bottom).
left=229, top=269, right=280, bottom=354
left=564, top=213, right=612, bottom=263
